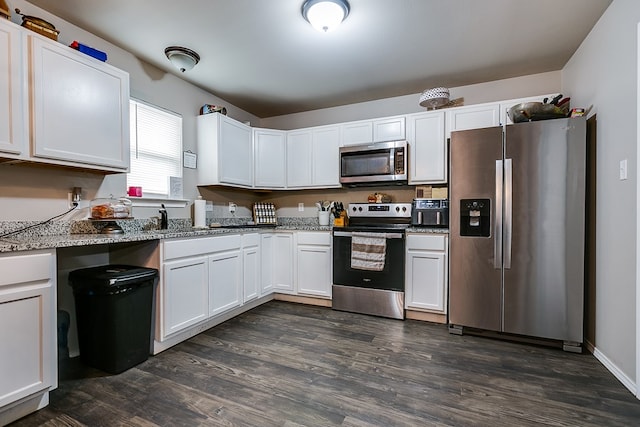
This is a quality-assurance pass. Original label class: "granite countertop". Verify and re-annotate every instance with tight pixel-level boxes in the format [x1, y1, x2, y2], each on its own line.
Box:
[0, 217, 447, 253]
[0, 224, 335, 253]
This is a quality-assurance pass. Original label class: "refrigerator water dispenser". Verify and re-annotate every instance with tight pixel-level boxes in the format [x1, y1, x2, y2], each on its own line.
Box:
[460, 199, 490, 237]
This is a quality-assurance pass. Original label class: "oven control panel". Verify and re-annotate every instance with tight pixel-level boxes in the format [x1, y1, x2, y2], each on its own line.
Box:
[348, 203, 412, 218]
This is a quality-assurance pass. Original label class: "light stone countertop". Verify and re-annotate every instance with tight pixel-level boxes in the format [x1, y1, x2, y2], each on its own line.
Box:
[0, 225, 336, 253]
[0, 222, 448, 254]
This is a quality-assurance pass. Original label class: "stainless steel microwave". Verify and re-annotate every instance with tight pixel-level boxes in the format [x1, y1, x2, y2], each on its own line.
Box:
[339, 140, 408, 185]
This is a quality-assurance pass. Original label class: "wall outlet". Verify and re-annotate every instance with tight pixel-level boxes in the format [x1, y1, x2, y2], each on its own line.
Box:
[228, 202, 237, 214]
[298, 202, 304, 212]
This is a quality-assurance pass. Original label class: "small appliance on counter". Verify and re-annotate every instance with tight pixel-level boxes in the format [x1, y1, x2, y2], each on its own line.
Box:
[411, 199, 449, 227]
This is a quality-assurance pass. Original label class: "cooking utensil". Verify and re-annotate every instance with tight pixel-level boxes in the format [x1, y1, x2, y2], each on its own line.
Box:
[14, 8, 60, 40]
[508, 102, 569, 123]
[549, 94, 563, 105]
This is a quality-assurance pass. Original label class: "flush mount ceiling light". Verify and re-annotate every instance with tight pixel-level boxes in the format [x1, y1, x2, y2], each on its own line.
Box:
[302, 0, 350, 33]
[164, 46, 200, 72]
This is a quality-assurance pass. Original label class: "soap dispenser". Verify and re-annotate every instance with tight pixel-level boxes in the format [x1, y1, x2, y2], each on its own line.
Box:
[159, 204, 168, 230]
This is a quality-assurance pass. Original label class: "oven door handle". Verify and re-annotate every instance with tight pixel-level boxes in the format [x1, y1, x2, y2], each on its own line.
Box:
[333, 231, 404, 239]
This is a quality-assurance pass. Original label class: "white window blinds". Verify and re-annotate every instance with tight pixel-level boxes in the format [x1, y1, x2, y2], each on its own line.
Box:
[127, 100, 182, 197]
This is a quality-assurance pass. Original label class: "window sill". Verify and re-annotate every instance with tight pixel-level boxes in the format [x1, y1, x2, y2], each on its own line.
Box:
[128, 197, 190, 208]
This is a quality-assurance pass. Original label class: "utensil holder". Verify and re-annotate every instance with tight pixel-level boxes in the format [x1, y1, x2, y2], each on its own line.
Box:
[318, 211, 330, 226]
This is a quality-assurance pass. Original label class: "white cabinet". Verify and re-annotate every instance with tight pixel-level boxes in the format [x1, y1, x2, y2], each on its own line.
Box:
[405, 234, 448, 313]
[340, 116, 405, 146]
[0, 250, 56, 425]
[407, 111, 447, 184]
[312, 126, 341, 187]
[446, 103, 500, 138]
[341, 120, 373, 146]
[254, 128, 286, 188]
[272, 232, 295, 293]
[30, 35, 130, 170]
[241, 233, 260, 303]
[0, 20, 129, 172]
[286, 125, 340, 188]
[162, 256, 209, 337]
[286, 130, 313, 187]
[0, 19, 26, 157]
[197, 113, 253, 187]
[260, 233, 275, 296]
[160, 234, 245, 340]
[373, 116, 406, 142]
[296, 232, 332, 298]
[209, 249, 242, 316]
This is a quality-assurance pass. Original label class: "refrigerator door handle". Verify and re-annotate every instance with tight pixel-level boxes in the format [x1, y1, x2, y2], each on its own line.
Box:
[504, 158, 513, 269]
[494, 160, 503, 269]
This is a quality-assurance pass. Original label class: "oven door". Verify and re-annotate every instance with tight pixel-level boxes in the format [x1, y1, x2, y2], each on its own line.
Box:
[332, 230, 405, 291]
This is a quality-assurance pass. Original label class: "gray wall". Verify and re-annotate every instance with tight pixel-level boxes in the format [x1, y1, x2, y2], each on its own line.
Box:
[261, 71, 560, 130]
[562, 0, 638, 387]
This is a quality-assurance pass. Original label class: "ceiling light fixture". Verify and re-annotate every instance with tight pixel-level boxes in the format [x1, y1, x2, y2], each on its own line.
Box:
[164, 46, 200, 72]
[302, 0, 350, 33]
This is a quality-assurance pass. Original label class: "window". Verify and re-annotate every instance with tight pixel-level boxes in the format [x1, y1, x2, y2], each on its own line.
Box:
[127, 99, 182, 198]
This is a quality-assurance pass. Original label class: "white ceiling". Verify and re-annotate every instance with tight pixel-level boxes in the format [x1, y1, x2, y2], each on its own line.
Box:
[26, 0, 612, 118]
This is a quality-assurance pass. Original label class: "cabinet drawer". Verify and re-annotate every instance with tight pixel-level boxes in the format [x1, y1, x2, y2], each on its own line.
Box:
[0, 251, 54, 287]
[242, 233, 260, 247]
[297, 231, 331, 246]
[406, 234, 447, 251]
[164, 235, 241, 260]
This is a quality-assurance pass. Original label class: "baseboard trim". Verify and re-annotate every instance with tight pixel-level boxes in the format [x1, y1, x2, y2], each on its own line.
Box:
[593, 346, 637, 396]
[274, 293, 332, 307]
[405, 310, 446, 324]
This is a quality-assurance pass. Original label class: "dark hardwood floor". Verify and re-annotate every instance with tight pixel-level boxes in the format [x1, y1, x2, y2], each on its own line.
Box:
[10, 301, 640, 426]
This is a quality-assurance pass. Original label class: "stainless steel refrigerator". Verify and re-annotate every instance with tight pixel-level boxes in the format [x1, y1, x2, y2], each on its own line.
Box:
[449, 117, 586, 352]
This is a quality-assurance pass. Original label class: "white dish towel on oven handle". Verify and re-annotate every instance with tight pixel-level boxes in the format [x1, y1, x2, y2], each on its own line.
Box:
[351, 232, 386, 271]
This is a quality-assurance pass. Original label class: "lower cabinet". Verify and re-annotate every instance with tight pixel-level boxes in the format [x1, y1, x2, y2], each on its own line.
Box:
[296, 232, 332, 298]
[271, 232, 295, 294]
[160, 234, 251, 342]
[163, 256, 209, 337]
[208, 249, 242, 317]
[0, 250, 56, 426]
[242, 234, 261, 303]
[405, 234, 448, 313]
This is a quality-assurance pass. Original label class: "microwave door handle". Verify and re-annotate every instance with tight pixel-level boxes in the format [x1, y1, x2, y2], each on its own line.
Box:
[389, 148, 395, 173]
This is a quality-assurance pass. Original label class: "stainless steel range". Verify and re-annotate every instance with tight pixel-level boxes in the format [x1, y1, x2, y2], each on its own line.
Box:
[332, 202, 411, 319]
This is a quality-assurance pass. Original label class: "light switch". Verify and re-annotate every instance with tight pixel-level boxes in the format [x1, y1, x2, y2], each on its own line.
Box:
[620, 159, 628, 180]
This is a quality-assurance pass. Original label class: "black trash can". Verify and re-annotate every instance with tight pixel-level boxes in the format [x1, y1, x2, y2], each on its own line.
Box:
[69, 265, 158, 374]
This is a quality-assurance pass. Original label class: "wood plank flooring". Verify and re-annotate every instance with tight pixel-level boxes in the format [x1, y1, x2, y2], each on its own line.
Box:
[10, 301, 640, 426]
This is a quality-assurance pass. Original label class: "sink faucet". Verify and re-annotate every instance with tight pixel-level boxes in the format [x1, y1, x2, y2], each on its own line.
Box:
[159, 204, 168, 230]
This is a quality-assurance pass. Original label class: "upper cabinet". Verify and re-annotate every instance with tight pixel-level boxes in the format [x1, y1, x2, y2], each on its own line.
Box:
[197, 113, 253, 188]
[340, 116, 405, 146]
[446, 103, 500, 138]
[0, 19, 26, 157]
[407, 111, 446, 184]
[254, 128, 286, 189]
[0, 22, 130, 172]
[373, 116, 406, 142]
[30, 35, 130, 170]
[286, 125, 340, 189]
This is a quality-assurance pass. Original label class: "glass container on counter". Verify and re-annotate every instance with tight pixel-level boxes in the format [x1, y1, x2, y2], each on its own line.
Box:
[90, 196, 133, 219]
